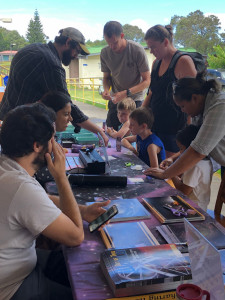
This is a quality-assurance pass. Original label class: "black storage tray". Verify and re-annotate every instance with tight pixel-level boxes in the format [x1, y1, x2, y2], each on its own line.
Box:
[79, 149, 105, 174]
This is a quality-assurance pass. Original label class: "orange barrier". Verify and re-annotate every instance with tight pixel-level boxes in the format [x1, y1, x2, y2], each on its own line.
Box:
[0, 86, 5, 102]
[0, 92, 4, 102]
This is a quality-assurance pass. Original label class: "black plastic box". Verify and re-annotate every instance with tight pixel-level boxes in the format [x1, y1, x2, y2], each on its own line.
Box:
[79, 149, 105, 174]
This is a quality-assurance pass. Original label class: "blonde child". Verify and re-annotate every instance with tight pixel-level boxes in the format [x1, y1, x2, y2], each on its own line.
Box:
[122, 107, 165, 167]
[106, 97, 136, 139]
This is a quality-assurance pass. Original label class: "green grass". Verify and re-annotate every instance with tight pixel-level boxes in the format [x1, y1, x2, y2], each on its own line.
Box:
[0, 61, 11, 68]
[216, 169, 221, 176]
[0, 61, 106, 109]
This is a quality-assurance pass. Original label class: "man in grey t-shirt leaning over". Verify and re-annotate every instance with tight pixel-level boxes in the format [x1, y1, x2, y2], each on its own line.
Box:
[100, 21, 150, 129]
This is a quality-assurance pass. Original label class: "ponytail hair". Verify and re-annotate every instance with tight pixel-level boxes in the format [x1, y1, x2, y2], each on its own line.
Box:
[145, 24, 173, 43]
[172, 71, 221, 102]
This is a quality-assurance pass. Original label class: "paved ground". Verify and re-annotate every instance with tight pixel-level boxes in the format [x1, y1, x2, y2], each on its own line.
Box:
[74, 100, 107, 128]
[74, 100, 224, 215]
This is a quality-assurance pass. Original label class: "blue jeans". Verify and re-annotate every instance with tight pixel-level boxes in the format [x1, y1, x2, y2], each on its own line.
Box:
[11, 249, 73, 300]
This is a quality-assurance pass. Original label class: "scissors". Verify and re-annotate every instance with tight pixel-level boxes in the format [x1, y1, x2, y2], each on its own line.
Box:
[163, 204, 188, 217]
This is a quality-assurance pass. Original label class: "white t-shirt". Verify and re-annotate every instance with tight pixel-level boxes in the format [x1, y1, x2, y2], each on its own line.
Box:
[182, 159, 213, 211]
[0, 155, 61, 300]
[191, 91, 225, 167]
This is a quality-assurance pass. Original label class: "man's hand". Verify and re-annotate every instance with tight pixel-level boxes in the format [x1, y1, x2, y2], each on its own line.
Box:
[160, 157, 173, 170]
[112, 90, 127, 104]
[143, 167, 167, 179]
[81, 200, 111, 223]
[45, 138, 66, 181]
[102, 90, 111, 101]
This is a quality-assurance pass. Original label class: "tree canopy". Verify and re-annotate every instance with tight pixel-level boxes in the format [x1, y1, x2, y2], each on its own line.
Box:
[26, 9, 47, 44]
[208, 45, 225, 69]
[0, 27, 27, 51]
[122, 24, 145, 42]
[86, 39, 107, 48]
[86, 24, 145, 48]
[171, 10, 225, 55]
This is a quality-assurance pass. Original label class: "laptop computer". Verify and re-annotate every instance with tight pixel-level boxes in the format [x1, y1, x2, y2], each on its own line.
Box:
[184, 218, 225, 300]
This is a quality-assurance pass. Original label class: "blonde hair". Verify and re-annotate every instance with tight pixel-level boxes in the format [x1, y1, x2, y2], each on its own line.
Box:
[117, 97, 136, 112]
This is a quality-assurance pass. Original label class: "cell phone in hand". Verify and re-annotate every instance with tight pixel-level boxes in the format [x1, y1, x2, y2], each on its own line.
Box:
[88, 205, 118, 233]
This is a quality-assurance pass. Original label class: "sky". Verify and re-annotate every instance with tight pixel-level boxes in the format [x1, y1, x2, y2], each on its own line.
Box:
[1, 0, 225, 42]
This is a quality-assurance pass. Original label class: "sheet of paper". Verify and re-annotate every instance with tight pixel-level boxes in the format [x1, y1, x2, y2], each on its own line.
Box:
[128, 177, 144, 184]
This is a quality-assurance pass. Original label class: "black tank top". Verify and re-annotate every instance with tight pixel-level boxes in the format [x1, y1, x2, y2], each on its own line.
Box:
[149, 53, 187, 134]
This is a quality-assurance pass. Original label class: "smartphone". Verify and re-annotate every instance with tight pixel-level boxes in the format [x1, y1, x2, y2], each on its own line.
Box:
[88, 205, 118, 233]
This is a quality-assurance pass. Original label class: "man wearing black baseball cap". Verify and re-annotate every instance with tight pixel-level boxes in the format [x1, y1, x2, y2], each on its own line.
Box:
[0, 27, 108, 145]
[59, 27, 90, 56]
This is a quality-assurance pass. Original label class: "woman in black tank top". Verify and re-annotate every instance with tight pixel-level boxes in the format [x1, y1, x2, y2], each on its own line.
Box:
[142, 24, 197, 157]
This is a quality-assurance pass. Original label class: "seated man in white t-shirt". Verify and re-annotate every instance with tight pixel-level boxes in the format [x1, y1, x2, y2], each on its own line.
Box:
[0, 103, 109, 300]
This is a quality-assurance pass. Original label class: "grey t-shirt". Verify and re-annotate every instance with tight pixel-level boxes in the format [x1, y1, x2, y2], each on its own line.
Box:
[191, 90, 225, 166]
[100, 40, 149, 101]
[0, 155, 61, 300]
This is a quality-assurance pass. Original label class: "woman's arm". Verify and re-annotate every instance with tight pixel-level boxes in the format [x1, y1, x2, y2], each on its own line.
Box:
[142, 90, 152, 107]
[144, 146, 205, 179]
[77, 119, 109, 146]
[175, 55, 197, 79]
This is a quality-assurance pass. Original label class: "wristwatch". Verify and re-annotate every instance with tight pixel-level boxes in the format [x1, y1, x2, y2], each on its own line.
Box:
[126, 89, 132, 97]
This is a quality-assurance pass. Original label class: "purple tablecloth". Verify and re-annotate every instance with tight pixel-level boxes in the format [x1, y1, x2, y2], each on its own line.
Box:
[47, 139, 210, 300]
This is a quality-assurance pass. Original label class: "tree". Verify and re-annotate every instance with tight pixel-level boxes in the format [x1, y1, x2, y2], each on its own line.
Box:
[208, 45, 225, 69]
[86, 39, 107, 48]
[171, 10, 225, 55]
[26, 9, 46, 44]
[122, 24, 145, 42]
[0, 27, 27, 51]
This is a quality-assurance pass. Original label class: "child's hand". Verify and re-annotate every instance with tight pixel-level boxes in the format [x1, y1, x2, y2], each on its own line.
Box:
[106, 127, 113, 133]
[106, 127, 114, 136]
[131, 148, 138, 156]
[160, 157, 173, 170]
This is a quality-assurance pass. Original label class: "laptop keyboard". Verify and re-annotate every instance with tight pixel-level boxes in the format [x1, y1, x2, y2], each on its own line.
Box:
[66, 156, 84, 171]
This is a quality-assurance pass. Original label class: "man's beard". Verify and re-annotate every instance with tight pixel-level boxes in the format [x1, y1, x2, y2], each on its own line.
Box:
[62, 49, 73, 66]
[32, 147, 48, 171]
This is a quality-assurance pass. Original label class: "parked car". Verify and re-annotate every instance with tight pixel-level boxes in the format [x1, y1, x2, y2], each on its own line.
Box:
[206, 69, 225, 90]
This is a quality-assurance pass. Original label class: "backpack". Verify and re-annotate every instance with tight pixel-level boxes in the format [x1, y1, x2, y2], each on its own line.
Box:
[152, 50, 206, 76]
